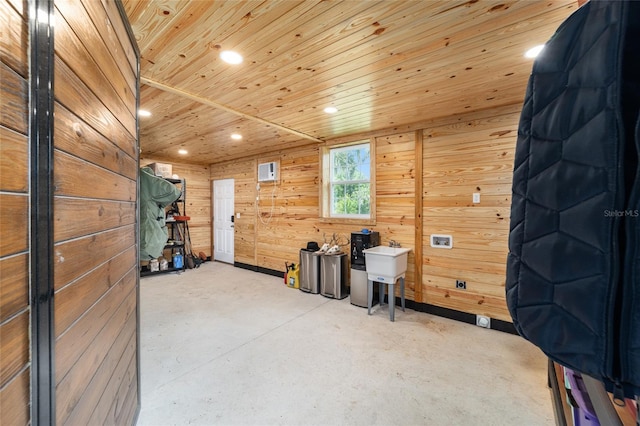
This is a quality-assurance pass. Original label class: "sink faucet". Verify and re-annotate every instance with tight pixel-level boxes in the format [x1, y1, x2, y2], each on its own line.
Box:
[389, 240, 401, 248]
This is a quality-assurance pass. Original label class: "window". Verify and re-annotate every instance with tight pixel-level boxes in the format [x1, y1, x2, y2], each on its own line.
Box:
[321, 141, 375, 222]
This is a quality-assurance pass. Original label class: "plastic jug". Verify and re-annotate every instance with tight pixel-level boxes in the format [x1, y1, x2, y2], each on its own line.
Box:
[287, 263, 300, 289]
[173, 253, 183, 269]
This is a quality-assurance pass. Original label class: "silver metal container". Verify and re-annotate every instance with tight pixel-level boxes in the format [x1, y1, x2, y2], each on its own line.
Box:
[320, 253, 348, 299]
[350, 268, 368, 307]
[299, 249, 321, 294]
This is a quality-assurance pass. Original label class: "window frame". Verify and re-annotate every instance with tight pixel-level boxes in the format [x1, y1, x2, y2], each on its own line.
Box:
[320, 140, 376, 224]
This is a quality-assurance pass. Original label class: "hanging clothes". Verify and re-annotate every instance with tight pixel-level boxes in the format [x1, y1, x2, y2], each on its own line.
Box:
[507, 0, 640, 399]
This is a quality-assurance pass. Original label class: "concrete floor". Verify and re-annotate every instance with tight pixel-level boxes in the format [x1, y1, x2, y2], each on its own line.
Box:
[137, 262, 554, 425]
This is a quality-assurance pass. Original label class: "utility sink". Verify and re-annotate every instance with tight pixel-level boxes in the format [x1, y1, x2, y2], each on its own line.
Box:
[363, 246, 411, 283]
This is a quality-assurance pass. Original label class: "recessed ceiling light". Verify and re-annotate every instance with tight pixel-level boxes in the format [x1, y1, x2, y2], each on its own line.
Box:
[231, 133, 242, 140]
[220, 50, 243, 64]
[178, 149, 188, 155]
[324, 106, 338, 114]
[139, 109, 151, 117]
[524, 45, 545, 59]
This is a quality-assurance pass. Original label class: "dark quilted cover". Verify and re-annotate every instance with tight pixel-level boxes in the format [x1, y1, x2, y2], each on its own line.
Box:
[507, 0, 640, 397]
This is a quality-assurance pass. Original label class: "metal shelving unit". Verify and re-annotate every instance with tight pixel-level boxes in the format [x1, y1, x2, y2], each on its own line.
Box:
[140, 178, 188, 276]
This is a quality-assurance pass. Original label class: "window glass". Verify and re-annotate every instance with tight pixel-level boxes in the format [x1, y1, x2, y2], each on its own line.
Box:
[329, 143, 370, 218]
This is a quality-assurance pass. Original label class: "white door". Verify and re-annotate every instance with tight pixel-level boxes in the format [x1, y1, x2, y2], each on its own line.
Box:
[213, 179, 234, 263]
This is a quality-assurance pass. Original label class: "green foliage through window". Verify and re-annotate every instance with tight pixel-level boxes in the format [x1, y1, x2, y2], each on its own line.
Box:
[330, 143, 370, 217]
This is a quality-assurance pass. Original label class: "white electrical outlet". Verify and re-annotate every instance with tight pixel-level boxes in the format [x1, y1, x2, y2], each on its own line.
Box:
[473, 192, 480, 203]
[236, 212, 241, 218]
[476, 315, 491, 329]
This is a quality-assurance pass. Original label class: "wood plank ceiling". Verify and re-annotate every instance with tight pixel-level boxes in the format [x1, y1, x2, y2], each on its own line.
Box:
[123, 0, 577, 165]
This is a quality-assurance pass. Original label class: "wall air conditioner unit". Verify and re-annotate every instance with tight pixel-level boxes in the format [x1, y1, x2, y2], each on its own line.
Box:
[258, 162, 277, 182]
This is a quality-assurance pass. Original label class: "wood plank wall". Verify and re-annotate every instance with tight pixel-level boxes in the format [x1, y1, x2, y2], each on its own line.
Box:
[375, 133, 417, 300]
[141, 158, 211, 256]
[53, 0, 139, 424]
[210, 137, 418, 299]
[209, 159, 257, 265]
[0, 0, 30, 423]
[255, 148, 322, 272]
[209, 104, 521, 321]
[422, 104, 519, 322]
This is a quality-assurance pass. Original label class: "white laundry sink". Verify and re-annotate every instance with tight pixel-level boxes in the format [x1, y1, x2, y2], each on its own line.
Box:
[363, 246, 411, 283]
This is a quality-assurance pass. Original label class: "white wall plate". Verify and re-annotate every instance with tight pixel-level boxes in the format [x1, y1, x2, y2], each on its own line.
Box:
[430, 234, 453, 249]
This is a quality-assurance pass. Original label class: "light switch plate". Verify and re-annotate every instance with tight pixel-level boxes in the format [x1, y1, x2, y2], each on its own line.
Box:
[430, 234, 453, 249]
[473, 192, 480, 203]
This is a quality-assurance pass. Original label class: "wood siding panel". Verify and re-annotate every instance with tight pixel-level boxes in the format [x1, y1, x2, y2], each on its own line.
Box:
[54, 149, 136, 201]
[112, 360, 139, 426]
[254, 149, 324, 272]
[375, 133, 417, 299]
[0, 1, 29, 422]
[0, 61, 28, 135]
[55, 281, 136, 425]
[5, 0, 23, 16]
[87, 328, 137, 426]
[0, 127, 28, 192]
[0, 0, 27, 77]
[422, 105, 520, 321]
[0, 194, 28, 256]
[0, 254, 28, 323]
[54, 5, 135, 136]
[55, 0, 136, 117]
[54, 197, 136, 243]
[54, 55, 136, 157]
[0, 367, 29, 426]
[53, 1, 139, 423]
[0, 310, 29, 387]
[61, 315, 136, 426]
[424, 286, 510, 321]
[55, 268, 135, 384]
[55, 247, 136, 336]
[55, 104, 137, 180]
[98, 0, 138, 74]
[54, 224, 135, 291]
[424, 267, 506, 298]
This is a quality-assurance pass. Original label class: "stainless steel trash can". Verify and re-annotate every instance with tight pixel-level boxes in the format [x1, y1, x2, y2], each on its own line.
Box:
[300, 248, 321, 294]
[320, 253, 348, 299]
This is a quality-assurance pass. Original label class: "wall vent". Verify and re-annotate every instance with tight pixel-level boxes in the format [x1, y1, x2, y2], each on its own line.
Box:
[258, 162, 277, 182]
